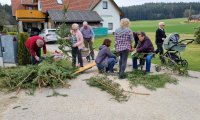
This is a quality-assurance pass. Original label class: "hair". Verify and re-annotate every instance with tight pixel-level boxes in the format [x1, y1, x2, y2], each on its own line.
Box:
[71, 23, 79, 30]
[120, 18, 130, 28]
[83, 21, 88, 26]
[159, 22, 165, 26]
[137, 32, 146, 37]
[36, 39, 44, 47]
[103, 39, 111, 47]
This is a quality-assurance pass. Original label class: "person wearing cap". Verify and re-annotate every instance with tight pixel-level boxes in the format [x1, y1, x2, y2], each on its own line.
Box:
[25, 36, 46, 65]
[155, 22, 166, 63]
[70, 23, 84, 67]
[80, 21, 95, 60]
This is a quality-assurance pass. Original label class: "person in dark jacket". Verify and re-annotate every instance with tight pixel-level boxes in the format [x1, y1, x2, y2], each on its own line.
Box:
[155, 22, 166, 63]
[95, 39, 116, 73]
[132, 32, 154, 73]
[25, 36, 46, 65]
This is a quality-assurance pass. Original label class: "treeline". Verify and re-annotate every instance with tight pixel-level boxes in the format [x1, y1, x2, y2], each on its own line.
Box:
[0, 3, 16, 26]
[121, 2, 200, 20]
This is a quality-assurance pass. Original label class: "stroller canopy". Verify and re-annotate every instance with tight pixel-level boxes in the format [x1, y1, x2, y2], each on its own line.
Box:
[164, 33, 180, 45]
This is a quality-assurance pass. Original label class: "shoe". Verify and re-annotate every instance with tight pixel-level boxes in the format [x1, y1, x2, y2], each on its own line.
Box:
[118, 75, 125, 79]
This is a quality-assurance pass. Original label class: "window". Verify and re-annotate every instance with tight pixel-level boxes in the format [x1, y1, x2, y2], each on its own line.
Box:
[103, 1, 108, 9]
[38, 1, 42, 10]
[108, 23, 113, 30]
[33, 0, 38, 3]
[28, 7, 32, 10]
[57, 0, 63, 4]
[100, 23, 103, 27]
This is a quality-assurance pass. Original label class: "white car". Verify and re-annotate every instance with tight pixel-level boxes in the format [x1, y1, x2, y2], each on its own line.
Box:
[39, 29, 59, 42]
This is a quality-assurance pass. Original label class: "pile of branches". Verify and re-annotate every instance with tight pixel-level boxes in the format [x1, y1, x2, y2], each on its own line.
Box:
[0, 57, 77, 94]
[126, 70, 178, 90]
[85, 76, 129, 102]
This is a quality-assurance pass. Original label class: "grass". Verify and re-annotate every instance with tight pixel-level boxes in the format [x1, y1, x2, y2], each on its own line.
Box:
[126, 70, 178, 90]
[94, 33, 200, 71]
[131, 18, 200, 34]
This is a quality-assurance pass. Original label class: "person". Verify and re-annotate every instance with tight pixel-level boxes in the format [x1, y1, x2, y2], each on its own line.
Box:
[25, 36, 46, 65]
[70, 23, 84, 67]
[80, 21, 95, 60]
[95, 39, 116, 73]
[114, 18, 134, 79]
[155, 22, 166, 63]
[132, 32, 154, 73]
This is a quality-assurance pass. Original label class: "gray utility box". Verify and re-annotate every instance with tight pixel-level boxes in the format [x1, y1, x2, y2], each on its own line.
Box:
[0, 35, 18, 63]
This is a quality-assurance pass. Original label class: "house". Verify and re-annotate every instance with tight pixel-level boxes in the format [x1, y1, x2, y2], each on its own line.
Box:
[11, 0, 123, 33]
[190, 14, 200, 22]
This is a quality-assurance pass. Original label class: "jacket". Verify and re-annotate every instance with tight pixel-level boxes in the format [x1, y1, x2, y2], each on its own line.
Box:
[71, 30, 84, 49]
[25, 36, 46, 57]
[137, 37, 154, 53]
[95, 45, 116, 67]
[156, 28, 166, 43]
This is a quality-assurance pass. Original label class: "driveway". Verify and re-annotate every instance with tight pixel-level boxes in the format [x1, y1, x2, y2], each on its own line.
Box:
[0, 44, 199, 120]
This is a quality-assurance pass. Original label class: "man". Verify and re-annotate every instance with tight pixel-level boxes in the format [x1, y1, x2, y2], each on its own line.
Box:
[80, 21, 95, 60]
[25, 36, 46, 65]
[155, 22, 166, 63]
[132, 32, 154, 73]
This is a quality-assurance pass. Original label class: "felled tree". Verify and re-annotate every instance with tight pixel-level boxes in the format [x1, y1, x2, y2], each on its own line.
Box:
[17, 32, 30, 65]
[56, 5, 71, 58]
[194, 27, 200, 44]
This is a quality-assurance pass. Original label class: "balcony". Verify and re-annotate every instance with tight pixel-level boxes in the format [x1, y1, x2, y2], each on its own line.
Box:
[16, 10, 45, 22]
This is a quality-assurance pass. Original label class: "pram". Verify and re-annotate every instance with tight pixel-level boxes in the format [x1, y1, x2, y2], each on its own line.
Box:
[162, 33, 194, 69]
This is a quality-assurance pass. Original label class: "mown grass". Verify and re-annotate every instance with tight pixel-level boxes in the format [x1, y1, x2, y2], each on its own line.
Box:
[94, 33, 200, 71]
[131, 18, 200, 34]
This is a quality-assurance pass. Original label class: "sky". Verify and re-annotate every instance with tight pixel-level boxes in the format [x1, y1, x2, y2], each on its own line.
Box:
[0, 0, 199, 6]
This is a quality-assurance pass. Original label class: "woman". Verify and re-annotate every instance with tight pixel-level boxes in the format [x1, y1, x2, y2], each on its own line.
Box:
[95, 39, 116, 73]
[114, 18, 134, 79]
[70, 23, 84, 67]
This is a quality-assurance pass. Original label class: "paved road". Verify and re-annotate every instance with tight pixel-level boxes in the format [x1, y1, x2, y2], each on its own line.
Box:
[0, 44, 200, 120]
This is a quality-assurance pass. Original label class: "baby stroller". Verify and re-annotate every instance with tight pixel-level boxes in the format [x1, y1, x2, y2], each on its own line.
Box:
[162, 33, 194, 69]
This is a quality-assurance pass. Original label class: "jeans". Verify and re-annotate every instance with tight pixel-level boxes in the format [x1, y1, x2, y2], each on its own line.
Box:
[31, 49, 41, 65]
[96, 58, 116, 72]
[72, 47, 83, 67]
[155, 43, 164, 62]
[118, 50, 129, 77]
[132, 54, 153, 72]
[84, 38, 94, 59]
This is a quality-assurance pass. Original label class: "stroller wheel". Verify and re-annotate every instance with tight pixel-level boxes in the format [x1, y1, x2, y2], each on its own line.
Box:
[181, 60, 188, 68]
[86, 56, 90, 62]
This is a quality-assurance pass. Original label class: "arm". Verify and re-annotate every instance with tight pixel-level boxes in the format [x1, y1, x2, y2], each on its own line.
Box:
[74, 31, 83, 47]
[106, 48, 116, 58]
[90, 27, 95, 38]
[43, 41, 47, 55]
[137, 40, 151, 53]
[156, 29, 162, 41]
[30, 41, 36, 57]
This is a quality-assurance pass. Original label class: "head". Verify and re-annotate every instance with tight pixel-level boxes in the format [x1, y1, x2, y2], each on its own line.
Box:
[120, 18, 130, 28]
[103, 39, 112, 47]
[36, 39, 44, 48]
[137, 32, 146, 42]
[71, 23, 79, 32]
[159, 22, 165, 29]
[83, 21, 88, 29]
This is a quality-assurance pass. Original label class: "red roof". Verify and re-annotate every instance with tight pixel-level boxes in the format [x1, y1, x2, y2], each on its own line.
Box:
[12, 0, 123, 16]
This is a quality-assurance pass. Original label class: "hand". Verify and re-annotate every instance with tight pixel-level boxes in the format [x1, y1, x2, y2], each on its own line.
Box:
[72, 44, 76, 47]
[162, 38, 165, 41]
[35, 56, 40, 61]
[130, 48, 135, 52]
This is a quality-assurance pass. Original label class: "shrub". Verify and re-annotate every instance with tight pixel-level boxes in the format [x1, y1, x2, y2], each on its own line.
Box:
[194, 27, 200, 44]
[17, 32, 30, 65]
[7, 32, 18, 35]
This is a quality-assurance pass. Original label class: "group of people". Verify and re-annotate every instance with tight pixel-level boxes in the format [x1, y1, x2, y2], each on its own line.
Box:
[25, 18, 166, 79]
[96, 18, 166, 79]
[25, 21, 95, 66]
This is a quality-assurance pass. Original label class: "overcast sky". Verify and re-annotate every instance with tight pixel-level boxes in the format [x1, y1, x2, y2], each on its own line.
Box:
[0, 0, 199, 6]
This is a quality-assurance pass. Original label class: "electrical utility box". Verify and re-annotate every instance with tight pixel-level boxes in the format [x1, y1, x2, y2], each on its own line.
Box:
[0, 35, 18, 63]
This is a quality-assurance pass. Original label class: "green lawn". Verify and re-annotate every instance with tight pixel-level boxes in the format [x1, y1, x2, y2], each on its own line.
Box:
[94, 33, 200, 71]
[131, 18, 200, 34]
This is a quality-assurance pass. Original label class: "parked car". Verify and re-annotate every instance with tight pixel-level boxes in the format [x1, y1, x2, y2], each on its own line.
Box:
[39, 29, 59, 42]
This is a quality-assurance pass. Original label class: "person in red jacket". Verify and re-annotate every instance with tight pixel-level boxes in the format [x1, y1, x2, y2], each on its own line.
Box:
[25, 36, 47, 65]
